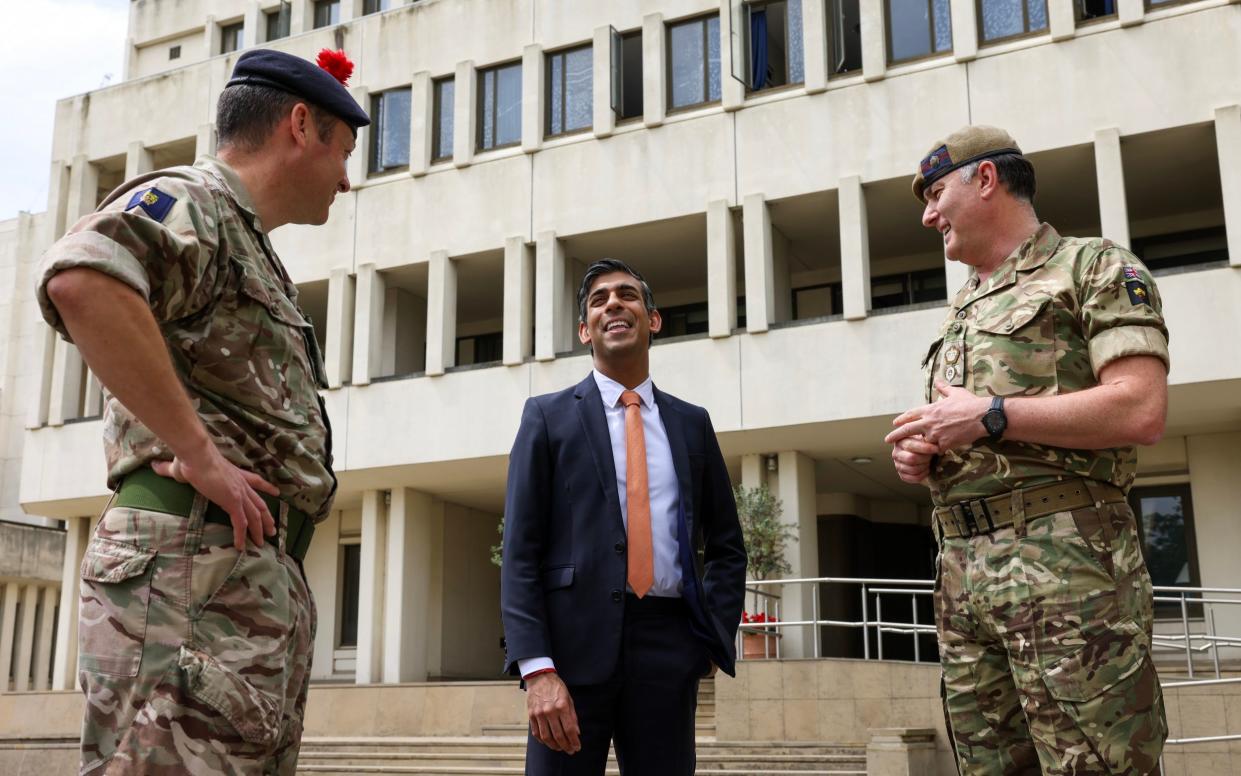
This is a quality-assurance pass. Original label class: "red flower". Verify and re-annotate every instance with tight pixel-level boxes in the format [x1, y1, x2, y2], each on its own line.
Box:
[316, 49, 355, 86]
[741, 611, 777, 624]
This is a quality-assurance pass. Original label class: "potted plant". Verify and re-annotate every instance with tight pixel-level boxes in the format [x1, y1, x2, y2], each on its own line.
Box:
[734, 484, 792, 659]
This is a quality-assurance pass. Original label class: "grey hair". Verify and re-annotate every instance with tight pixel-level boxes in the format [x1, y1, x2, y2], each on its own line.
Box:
[956, 153, 1037, 203]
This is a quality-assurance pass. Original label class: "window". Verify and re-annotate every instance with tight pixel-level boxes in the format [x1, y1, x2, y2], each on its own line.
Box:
[1076, 0, 1116, 20]
[657, 299, 747, 337]
[477, 61, 522, 152]
[871, 267, 947, 309]
[432, 76, 455, 161]
[979, 0, 1048, 43]
[1130, 226, 1229, 274]
[667, 14, 721, 110]
[266, 3, 291, 41]
[313, 0, 340, 29]
[369, 87, 412, 174]
[746, 0, 804, 91]
[338, 543, 361, 647]
[546, 44, 593, 137]
[169, 45, 182, 61]
[793, 283, 844, 319]
[610, 29, 644, 121]
[220, 22, 244, 54]
[363, 0, 392, 13]
[456, 332, 503, 366]
[827, 0, 863, 75]
[887, 0, 952, 63]
[1128, 484, 1201, 614]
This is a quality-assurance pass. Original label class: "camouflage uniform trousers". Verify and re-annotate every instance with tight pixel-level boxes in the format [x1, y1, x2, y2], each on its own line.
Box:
[934, 487, 1168, 775]
[76, 495, 316, 775]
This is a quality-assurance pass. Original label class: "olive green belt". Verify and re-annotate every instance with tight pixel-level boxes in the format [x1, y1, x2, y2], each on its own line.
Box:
[934, 478, 1123, 540]
[115, 467, 315, 561]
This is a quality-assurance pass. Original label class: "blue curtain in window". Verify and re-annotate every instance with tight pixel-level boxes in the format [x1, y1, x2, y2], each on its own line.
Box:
[750, 9, 768, 90]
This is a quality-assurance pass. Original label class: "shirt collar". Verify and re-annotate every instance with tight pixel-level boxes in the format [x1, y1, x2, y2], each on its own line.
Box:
[592, 369, 655, 409]
[194, 155, 265, 232]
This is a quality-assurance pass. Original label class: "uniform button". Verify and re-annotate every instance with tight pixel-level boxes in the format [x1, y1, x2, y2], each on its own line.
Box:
[956, 310, 967, 319]
[611, 590, 623, 603]
[1004, 322, 1014, 331]
[952, 322, 962, 332]
[614, 542, 626, 555]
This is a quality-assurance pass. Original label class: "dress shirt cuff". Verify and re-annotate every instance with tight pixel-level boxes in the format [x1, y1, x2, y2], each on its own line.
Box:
[519, 657, 556, 679]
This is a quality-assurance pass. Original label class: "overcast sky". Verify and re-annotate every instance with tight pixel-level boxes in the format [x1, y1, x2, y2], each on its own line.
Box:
[2, 0, 129, 221]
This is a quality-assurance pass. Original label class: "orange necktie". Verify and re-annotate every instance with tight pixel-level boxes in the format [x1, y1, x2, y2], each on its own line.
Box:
[620, 390, 654, 598]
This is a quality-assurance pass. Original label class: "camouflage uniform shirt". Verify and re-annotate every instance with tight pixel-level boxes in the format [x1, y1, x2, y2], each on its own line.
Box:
[923, 223, 1170, 506]
[37, 156, 337, 522]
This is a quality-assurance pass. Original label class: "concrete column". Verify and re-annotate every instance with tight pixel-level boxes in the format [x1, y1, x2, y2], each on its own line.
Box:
[1214, 106, 1241, 268]
[1094, 127, 1130, 249]
[324, 268, 356, 388]
[0, 583, 18, 692]
[522, 44, 544, 153]
[410, 70, 433, 176]
[242, 2, 261, 49]
[593, 25, 615, 139]
[13, 585, 39, 691]
[204, 15, 221, 57]
[33, 586, 58, 691]
[347, 87, 369, 183]
[741, 453, 767, 490]
[860, 0, 887, 81]
[125, 141, 154, 180]
[840, 175, 872, 321]
[67, 154, 98, 222]
[426, 250, 457, 376]
[382, 488, 436, 682]
[1118, 0, 1144, 26]
[743, 194, 775, 333]
[503, 236, 535, 365]
[866, 728, 938, 775]
[1188, 432, 1241, 658]
[775, 450, 818, 658]
[48, 336, 84, 426]
[45, 159, 70, 242]
[535, 231, 569, 360]
[642, 13, 666, 128]
[1048, 0, 1077, 41]
[196, 123, 218, 158]
[951, 0, 979, 62]
[351, 262, 386, 385]
[453, 61, 477, 168]
[84, 371, 103, 417]
[26, 325, 56, 429]
[707, 200, 738, 338]
[803, 0, 829, 93]
[340, 0, 363, 23]
[52, 517, 89, 690]
[290, 0, 310, 34]
[719, 0, 745, 110]
[122, 36, 137, 81]
[356, 490, 388, 684]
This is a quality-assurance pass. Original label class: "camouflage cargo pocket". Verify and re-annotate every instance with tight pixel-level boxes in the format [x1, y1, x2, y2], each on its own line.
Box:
[178, 645, 283, 747]
[971, 295, 1057, 396]
[1042, 617, 1167, 772]
[79, 537, 157, 676]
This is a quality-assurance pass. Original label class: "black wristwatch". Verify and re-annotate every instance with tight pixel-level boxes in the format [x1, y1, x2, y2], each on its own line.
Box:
[981, 396, 1007, 441]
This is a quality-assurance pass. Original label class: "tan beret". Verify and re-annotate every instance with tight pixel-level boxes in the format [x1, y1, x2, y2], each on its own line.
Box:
[912, 125, 1024, 202]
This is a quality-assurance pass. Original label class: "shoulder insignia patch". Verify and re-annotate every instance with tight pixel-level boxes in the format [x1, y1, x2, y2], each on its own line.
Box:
[1125, 279, 1151, 306]
[125, 187, 176, 223]
[1122, 265, 1141, 281]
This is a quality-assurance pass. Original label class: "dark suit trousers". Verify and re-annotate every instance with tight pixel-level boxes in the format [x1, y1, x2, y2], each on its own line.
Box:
[525, 594, 709, 776]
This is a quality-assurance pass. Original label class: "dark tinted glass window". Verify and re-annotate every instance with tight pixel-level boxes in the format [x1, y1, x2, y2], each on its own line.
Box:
[338, 544, 361, 647]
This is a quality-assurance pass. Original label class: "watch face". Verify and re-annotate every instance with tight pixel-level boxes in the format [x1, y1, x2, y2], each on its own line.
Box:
[983, 411, 1005, 436]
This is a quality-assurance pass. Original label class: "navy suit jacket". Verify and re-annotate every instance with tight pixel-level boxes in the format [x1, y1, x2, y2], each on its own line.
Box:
[500, 374, 747, 686]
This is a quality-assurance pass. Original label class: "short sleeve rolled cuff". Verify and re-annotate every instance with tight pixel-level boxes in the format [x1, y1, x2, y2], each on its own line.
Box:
[1088, 324, 1170, 377]
[37, 231, 153, 341]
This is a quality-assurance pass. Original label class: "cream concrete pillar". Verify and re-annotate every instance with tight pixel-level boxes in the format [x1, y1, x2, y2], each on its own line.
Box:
[351, 262, 386, 385]
[13, 585, 39, 692]
[840, 175, 872, 321]
[803, 0, 829, 93]
[33, 586, 58, 691]
[860, 0, 887, 81]
[951, 0, 979, 61]
[67, 154, 98, 222]
[454, 61, 476, 168]
[356, 490, 388, 684]
[1188, 432, 1241, 658]
[1048, 0, 1077, 41]
[743, 194, 775, 333]
[340, 0, 363, 23]
[204, 15, 221, 57]
[324, 268, 356, 388]
[741, 453, 767, 490]
[382, 488, 437, 682]
[719, 0, 745, 110]
[707, 200, 738, 338]
[290, 0, 310, 34]
[1213, 106, 1241, 268]
[242, 3, 261, 49]
[866, 728, 939, 775]
[122, 36, 137, 81]
[592, 26, 615, 139]
[52, 517, 89, 690]
[1094, 127, 1130, 249]
[1118, 0, 1144, 26]
[426, 250, 457, 376]
[84, 371, 103, 417]
[196, 123, 218, 158]
[45, 159, 70, 242]
[535, 231, 570, 360]
[48, 337, 85, 426]
[0, 583, 18, 692]
[522, 44, 544, 154]
[125, 141, 154, 180]
[503, 236, 535, 365]
[26, 325, 56, 429]
[347, 87, 369, 183]
[410, 71, 433, 176]
[775, 450, 818, 658]
[642, 13, 666, 128]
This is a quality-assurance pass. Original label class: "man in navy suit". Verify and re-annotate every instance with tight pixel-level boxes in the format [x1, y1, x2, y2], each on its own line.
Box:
[501, 259, 748, 776]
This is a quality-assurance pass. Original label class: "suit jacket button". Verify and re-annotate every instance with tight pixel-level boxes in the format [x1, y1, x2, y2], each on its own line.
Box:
[614, 542, 626, 554]
[611, 590, 622, 603]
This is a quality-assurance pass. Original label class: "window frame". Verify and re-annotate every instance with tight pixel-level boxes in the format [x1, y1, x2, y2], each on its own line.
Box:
[1074, 0, 1118, 23]
[544, 42, 594, 139]
[336, 540, 362, 649]
[313, 0, 341, 29]
[665, 13, 723, 114]
[885, 0, 953, 66]
[475, 60, 524, 153]
[220, 21, 244, 54]
[975, 0, 1050, 46]
[1127, 483, 1203, 617]
[826, 0, 864, 78]
[368, 87, 413, 176]
[431, 75, 456, 163]
[363, 0, 392, 14]
[611, 28, 645, 123]
[265, 2, 292, 42]
[169, 45, 182, 61]
[744, 0, 805, 93]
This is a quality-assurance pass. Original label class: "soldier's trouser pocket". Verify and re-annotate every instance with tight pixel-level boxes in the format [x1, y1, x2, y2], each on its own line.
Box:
[1041, 617, 1167, 775]
[78, 537, 157, 676]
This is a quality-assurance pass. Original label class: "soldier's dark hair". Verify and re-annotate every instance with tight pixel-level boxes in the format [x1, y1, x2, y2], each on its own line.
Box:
[216, 84, 350, 152]
[577, 259, 657, 324]
[960, 153, 1037, 204]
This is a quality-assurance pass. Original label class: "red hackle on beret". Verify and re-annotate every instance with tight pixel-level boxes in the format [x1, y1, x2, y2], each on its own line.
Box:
[316, 49, 354, 86]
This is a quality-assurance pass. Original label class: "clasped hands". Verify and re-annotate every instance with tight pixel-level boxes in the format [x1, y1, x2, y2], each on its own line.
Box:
[885, 380, 992, 484]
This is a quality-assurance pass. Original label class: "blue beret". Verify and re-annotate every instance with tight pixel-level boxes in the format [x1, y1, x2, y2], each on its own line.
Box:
[227, 49, 371, 128]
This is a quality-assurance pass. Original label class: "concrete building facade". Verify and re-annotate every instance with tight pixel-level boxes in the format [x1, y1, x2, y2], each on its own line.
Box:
[2, 0, 1240, 768]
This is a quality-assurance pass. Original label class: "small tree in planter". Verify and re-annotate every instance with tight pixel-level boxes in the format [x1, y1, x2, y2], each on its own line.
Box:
[490, 515, 504, 568]
[734, 484, 792, 659]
